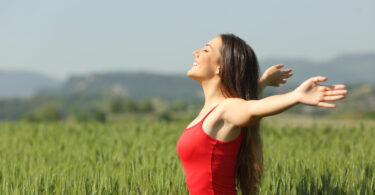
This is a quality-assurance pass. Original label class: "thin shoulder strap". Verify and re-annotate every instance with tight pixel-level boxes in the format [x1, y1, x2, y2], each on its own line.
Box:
[202, 104, 219, 119]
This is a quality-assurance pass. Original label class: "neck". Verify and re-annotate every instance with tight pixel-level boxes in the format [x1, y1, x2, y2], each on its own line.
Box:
[200, 76, 226, 109]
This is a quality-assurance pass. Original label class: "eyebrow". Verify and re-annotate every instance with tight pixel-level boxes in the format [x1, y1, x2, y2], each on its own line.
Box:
[205, 44, 213, 50]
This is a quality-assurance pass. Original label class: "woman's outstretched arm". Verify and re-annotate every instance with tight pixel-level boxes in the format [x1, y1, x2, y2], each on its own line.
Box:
[222, 76, 348, 127]
[258, 64, 293, 96]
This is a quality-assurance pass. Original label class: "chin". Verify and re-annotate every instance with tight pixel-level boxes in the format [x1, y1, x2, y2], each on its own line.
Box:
[187, 68, 194, 77]
[187, 72, 195, 80]
[187, 70, 202, 83]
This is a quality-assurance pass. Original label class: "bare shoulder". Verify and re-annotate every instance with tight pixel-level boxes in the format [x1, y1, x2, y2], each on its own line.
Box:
[203, 98, 244, 126]
[219, 98, 258, 127]
[221, 98, 247, 106]
[220, 98, 251, 112]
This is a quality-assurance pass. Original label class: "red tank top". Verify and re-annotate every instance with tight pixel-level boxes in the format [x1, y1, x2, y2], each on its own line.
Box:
[176, 104, 243, 195]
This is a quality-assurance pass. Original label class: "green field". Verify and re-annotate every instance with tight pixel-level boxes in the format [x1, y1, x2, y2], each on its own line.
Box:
[0, 117, 374, 194]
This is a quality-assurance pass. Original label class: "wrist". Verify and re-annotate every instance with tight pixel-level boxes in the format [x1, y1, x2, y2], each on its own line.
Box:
[291, 90, 301, 104]
[259, 75, 269, 86]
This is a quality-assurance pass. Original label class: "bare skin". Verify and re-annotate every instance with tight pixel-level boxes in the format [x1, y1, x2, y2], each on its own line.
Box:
[186, 36, 347, 142]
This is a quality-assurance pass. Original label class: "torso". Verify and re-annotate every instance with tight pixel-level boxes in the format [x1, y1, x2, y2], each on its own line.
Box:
[177, 103, 243, 194]
[186, 104, 242, 142]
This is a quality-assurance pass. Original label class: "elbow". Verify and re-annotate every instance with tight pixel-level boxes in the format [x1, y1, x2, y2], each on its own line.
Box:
[247, 114, 262, 126]
[246, 101, 263, 124]
[247, 105, 264, 126]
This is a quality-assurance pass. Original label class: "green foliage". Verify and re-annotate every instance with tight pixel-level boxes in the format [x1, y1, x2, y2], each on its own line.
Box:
[137, 100, 155, 113]
[2, 80, 373, 122]
[170, 100, 189, 112]
[109, 97, 124, 113]
[22, 102, 61, 122]
[122, 98, 139, 112]
[109, 97, 156, 114]
[91, 109, 107, 123]
[69, 108, 107, 123]
[0, 120, 373, 194]
[36, 102, 61, 121]
[157, 111, 172, 122]
[362, 110, 375, 119]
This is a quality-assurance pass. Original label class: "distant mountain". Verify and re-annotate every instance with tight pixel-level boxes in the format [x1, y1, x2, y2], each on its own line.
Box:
[48, 52, 375, 101]
[0, 70, 62, 99]
[0, 52, 374, 120]
[1, 52, 373, 100]
[260, 52, 375, 85]
[58, 72, 203, 100]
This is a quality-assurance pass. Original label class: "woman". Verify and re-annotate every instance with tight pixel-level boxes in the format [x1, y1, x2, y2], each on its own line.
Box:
[176, 33, 347, 195]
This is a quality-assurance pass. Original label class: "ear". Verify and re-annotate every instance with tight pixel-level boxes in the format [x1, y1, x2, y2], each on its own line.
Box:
[215, 65, 220, 74]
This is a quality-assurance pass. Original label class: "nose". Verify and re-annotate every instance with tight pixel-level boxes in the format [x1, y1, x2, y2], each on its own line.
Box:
[193, 49, 199, 58]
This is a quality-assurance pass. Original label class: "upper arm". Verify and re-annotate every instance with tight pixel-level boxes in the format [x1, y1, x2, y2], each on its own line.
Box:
[220, 98, 260, 128]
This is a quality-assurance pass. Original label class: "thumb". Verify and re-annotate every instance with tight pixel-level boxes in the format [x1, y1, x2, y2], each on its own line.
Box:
[275, 64, 284, 69]
[311, 76, 327, 83]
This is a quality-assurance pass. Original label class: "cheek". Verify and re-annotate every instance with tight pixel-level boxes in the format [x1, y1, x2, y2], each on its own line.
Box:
[210, 55, 220, 67]
[199, 54, 218, 73]
[199, 54, 209, 64]
[201, 54, 216, 66]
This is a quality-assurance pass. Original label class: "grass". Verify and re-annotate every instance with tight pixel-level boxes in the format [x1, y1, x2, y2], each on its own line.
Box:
[0, 116, 373, 194]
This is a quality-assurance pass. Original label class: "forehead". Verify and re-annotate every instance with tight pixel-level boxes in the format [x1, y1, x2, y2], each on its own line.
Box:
[207, 36, 222, 50]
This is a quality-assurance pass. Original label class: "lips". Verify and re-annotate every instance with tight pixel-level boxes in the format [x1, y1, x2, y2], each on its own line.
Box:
[193, 60, 199, 67]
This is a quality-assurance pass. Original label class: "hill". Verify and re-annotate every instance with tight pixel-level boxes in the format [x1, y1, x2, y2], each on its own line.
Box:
[1, 52, 374, 100]
[260, 52, 375, 85]
[58, 72, 202, 101]
[0, 70, 62, 99]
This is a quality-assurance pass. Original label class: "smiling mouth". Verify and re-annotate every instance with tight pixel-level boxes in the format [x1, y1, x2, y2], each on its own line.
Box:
[193, 62, 199, 67]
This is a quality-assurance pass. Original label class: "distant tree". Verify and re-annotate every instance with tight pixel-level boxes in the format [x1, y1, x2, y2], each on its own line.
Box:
[22, 113, 39, 122]
[123, 97, 138, 112]
[71, 111, 89, 122]
[138, 100, 155, 113]
[109, 97, 124, 113]
[72, 108, 106, 123]
[171, 101, 188, 112]
[91, 108, 106, 123]
[34, 102, 61, 122]
[158, 111, 172, 122]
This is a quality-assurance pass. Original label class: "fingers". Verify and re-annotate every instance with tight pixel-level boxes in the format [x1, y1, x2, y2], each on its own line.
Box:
[281, 68, 292, 79]
[310, 76, 346, 88]
[274, 64, 284, 69]
[281, 69, 292, 73]
[323, 95, 345, 101]
[318, 90, 346, 108]
[317, 84, 347, 93]
[317, 102, 336, 108]
[282, 72, 293, 78]
[273, 64, 293, 76]
[325, 89, 348, 96]
[325, 84, 346, 90]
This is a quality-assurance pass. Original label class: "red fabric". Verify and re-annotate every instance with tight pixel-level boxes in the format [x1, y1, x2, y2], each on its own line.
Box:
[176, 104, 243, 195]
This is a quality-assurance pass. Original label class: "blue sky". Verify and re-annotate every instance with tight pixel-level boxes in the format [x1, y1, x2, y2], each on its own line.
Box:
[0, 0, 374, 80]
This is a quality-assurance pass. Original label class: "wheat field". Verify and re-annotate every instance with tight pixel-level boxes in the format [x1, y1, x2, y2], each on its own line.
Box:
[0, 117, 373, 194]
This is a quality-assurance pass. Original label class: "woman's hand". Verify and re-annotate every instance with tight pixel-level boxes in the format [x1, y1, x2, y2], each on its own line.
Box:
[293, 76, 348, 108]
[261, 64, 293, 87]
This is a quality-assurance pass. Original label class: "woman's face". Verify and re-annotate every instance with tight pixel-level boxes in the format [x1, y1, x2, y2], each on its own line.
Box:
[187, 36, 222, 82]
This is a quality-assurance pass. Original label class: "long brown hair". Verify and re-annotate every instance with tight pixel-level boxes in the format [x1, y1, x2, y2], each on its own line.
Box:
[218, 33, 263, 195]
